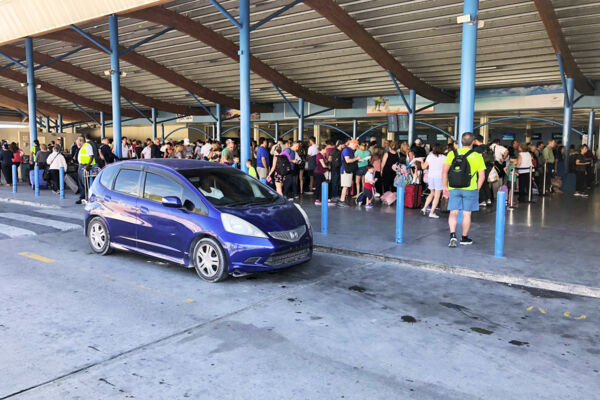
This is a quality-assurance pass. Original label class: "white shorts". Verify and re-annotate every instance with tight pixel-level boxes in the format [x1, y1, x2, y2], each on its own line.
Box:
[257, 167, 268, 179]
[341, 172, 353, 188]
[428, 175, 443, 191]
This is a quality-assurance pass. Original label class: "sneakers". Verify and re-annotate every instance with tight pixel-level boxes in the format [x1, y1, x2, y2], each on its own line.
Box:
[479, 201, 487, 207]
[428, 213, 439, 219]
[420, 208, 427, 216]
[337, 201, 349, 208]
[75, 199, 83, 205]
[448, 236, 458, 248]
[315, 200, 322, 206]
[486, 199, 492, 205]
[328, 199, 336, 206]
[365, 203, 374, 208]
[460, 236, 473, 245]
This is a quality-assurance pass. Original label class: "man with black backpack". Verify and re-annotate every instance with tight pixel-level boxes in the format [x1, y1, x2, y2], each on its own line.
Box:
[442, 133, 486, 248]
[473, 134, 494, 206]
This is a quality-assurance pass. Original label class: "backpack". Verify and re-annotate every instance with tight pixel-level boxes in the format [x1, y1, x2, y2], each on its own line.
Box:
[330, 149, 342, 171]
[276, 155, 292, 176]
[342, 150, 358, 173]
[448, 149, 475, 188]
[481, 145, 494, 166]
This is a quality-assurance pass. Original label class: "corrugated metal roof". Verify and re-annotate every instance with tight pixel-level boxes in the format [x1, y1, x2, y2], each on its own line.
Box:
[0, 0, 597, 128]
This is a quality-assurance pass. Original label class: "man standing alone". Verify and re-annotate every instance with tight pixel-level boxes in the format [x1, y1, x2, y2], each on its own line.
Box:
[442, 133, 486, 248]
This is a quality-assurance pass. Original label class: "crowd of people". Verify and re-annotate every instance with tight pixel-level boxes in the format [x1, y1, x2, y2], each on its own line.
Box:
[0, 133, 597, 211]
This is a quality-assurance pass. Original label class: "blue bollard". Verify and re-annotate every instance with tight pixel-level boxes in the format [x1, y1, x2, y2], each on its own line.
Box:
[59, 167, 65, 199]
[321, 181, 328, 234]
[494, 191, 507, 258]
[12, 164, 17, 193]
[395, 186, 405, 243]
[34, 165, 40, 196]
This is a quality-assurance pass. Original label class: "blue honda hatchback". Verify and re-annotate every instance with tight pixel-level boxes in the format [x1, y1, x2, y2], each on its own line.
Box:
[84, 159, 312, 282]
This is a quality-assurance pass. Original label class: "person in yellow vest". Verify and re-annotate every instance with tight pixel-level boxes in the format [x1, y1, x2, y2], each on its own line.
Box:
[30, 140, 40, 165]
[75, 134, 99, 204]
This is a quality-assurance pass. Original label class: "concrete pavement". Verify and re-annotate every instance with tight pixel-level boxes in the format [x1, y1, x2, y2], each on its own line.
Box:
[0, 201, 599, 399]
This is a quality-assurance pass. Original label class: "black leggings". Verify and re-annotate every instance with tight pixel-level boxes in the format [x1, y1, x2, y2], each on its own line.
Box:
[518, 172, 531, 201]
[314, 173, 326, 200]
[1, 164, 11, 185]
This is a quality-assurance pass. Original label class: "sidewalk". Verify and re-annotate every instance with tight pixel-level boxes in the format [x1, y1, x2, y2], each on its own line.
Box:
[0, 184, 80, 208]
[300, 188, 600, 296]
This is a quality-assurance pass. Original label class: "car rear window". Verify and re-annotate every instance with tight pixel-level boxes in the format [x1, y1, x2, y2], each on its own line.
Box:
[113, 169, 141, 196]
[99, 165, 119, 189]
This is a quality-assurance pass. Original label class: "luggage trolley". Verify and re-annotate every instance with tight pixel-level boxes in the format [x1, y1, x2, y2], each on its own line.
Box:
[83, 169, 98, 201]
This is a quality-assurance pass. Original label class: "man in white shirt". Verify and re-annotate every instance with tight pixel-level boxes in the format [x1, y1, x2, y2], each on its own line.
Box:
[120, 137, 132, 160]
[200, 140, 212, 160]
[306, 136, 319, 193]
[490, 139, 508, 165]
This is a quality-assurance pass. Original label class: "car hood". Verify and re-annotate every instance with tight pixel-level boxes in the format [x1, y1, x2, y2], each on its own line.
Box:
[218, 201, 304, 232]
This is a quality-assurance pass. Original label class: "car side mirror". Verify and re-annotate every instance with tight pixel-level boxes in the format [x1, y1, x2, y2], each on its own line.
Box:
[162, 196, 182, 208]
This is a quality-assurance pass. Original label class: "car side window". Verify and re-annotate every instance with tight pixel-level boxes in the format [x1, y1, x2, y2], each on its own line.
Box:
[99, 165, 118, 189]
[113, 169, 141, 196]
[143, 172, 182, 203]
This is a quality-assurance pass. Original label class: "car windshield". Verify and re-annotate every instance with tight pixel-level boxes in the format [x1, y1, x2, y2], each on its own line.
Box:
[180, 167, 282, 207]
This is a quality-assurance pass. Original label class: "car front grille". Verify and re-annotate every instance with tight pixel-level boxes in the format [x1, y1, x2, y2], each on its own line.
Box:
[268, 225, 306, 242]
[265, 246, 311, 267]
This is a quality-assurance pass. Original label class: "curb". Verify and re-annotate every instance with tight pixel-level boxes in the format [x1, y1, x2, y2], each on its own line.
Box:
[0, 197, 62, 209]
[314, 245, 600, 299]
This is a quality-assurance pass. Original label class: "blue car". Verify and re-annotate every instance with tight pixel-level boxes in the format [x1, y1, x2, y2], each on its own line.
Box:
[84, 159, 312, 282]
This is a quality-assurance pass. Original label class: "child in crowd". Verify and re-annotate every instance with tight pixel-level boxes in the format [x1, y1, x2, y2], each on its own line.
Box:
[232, 156, 240, 169]
[357, 164, 377, 208]
[246, 159, 258, 178]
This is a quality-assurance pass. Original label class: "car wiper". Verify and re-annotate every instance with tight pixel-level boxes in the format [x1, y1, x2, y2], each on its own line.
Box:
[223, 201, 254, 207]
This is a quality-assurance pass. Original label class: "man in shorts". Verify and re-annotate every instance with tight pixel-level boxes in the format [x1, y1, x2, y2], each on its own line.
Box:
[442, 133, 486, 248]
[338, 139, 360, 207]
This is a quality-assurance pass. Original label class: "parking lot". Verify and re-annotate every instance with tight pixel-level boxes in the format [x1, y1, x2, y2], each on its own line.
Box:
[0, 201, 598, 399]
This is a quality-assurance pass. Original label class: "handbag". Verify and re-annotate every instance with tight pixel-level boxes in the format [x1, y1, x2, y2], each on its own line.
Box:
[488, 167, 499, 183]
[42, 167, 50, 181]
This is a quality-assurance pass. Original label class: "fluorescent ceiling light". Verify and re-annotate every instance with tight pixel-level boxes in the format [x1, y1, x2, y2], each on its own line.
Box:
[476, 66, 498, 71]
[0, 123, 29, 128]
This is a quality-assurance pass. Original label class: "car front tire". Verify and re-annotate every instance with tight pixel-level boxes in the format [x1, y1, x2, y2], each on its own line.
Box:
[87, 217, 112, 256]
[192, 237, 228, 282]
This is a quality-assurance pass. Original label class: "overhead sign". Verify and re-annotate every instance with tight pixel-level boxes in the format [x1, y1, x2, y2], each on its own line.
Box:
[176, 115, 193, 123]
[474, 85, 564, 112]
[367, 95, 434, 115]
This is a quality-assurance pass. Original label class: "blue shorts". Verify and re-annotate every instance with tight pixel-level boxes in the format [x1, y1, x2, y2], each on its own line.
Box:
[356, 166, 368, 176]
[448, 189, 479, 212]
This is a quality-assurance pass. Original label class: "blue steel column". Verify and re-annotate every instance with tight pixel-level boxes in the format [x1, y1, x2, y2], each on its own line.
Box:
[587, 109, 594, 149]
[458, 0, 479, 147]
[216, 104, 222, 142]
[408, 89, 416, 145]
[45, 116, 50, 132]
[239, 0, 251, 172]
[109, 14, 122, 159]
[100, 111, 106, 140]
[151, 108, 157, 140]
[352, 119, 357, 139]
[298, 98, 304, 141]
[58, 114, 63, 133]
[562, 78, 574, 173]
[275, 121, 280, 141]
[25, 37, 37, 145]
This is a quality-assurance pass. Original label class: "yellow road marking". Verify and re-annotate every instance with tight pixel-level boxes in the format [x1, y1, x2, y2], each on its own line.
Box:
[184, 299, 194, 303]
[537, 307, 547, 314]
[18, 252, 55, 263]
[574, 314, 587, 320]
[564, 311, 571, 318]
[526, 306, 534, 311]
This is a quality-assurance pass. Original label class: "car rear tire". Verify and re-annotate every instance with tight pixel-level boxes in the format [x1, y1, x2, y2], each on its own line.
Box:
[87, 217, 112, 256]
[192, 238, 228, 282]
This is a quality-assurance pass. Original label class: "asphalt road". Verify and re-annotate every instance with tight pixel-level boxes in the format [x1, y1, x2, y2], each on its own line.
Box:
[0, 202, 598, 399]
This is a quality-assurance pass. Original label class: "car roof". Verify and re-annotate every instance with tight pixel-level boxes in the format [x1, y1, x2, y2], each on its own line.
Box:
[118, 159, 228, 171]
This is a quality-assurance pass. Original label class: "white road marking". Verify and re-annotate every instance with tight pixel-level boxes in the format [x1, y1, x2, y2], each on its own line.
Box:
[33, 208, 84, 220]
[0, 213, 81, 231]
[0, 223, 37, 238]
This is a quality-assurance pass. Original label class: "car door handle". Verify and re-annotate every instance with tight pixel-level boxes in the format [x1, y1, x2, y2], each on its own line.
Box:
[139, 206, 149, 214]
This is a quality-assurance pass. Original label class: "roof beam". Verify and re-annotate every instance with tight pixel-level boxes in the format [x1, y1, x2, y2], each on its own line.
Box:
[43, 29, 273, 113]
[0, 86, 92, 122]
[126, 6, 352, 109]
[0, 44, 201, 116]
[303, 0, 454, 103]
[533, 0, 594, 96]
[0, 67, 140, 118]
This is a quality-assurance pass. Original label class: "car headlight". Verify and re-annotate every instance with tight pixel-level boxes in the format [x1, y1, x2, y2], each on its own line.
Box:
[294, 203, 311, 230]
[221, 213, 267, 238]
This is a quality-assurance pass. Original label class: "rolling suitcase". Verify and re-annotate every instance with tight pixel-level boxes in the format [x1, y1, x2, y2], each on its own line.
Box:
[64, 173, 79, 193]
[29, 168, 48, 189]
[381, 191, 396, 205]
[404, 184, 423, 209]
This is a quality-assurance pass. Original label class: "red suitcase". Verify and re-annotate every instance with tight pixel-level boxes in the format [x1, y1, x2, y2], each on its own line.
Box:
[404, 184, 423, 209]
